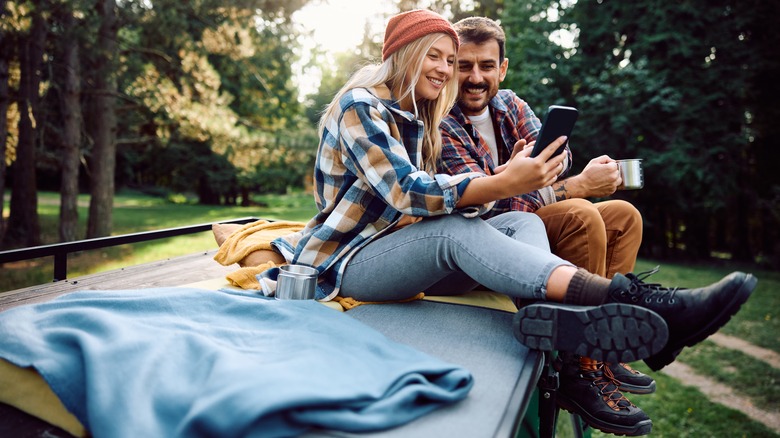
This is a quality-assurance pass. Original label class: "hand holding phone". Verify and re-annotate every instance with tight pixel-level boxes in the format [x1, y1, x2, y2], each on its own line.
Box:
[530, 105, 579, 159]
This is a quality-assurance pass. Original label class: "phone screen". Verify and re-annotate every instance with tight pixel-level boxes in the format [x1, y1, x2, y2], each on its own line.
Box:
[530, 105, 579, 159]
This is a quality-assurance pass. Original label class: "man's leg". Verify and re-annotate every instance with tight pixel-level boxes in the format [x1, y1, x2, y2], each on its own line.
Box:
[596, 200, 643, 278]
[535, 200, 654, 435]
[535, 198, 608, 277]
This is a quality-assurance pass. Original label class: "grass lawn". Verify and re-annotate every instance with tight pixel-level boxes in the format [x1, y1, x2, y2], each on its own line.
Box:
[1, 190, 319, 292]
[2, 190, 779, 437]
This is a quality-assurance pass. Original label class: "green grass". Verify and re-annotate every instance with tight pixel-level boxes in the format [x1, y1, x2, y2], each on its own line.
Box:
[604, 364, 778, 437]
[678, 340, 780, 411]
[1, 190, 319, 292]
[558, 359, 779, 438]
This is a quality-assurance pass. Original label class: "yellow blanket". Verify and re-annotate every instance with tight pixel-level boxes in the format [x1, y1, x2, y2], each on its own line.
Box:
[213, 219, 305, 289]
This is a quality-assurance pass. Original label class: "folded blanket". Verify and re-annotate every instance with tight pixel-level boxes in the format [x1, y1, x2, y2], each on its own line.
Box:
[0, 288, 473, 438]
[213, 220, 304, 266]
[224, 261, 281, 290]
[213, 220, 306, 290]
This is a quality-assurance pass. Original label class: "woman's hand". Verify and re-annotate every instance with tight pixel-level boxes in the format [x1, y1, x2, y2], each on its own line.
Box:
[493, 139, 530, 174]
[456, 136, 568, 207]
[499, 136, 566, 194]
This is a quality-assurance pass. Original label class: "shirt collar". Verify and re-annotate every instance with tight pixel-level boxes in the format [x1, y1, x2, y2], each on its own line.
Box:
[363, 83, 418, 123]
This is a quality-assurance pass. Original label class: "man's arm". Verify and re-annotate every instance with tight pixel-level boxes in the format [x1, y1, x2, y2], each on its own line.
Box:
[550, 155, 622, 200]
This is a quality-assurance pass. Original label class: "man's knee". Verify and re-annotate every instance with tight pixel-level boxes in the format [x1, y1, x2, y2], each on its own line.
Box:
[553, 199, 605, 230]
[536, 199, 607, 252]
[597, 200, 643, 231]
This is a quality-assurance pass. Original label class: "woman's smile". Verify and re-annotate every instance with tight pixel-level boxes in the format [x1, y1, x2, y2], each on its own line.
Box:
[412, 35, 455, 103]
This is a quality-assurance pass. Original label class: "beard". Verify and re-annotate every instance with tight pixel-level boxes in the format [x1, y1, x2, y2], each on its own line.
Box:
[457, 82, 492, 116]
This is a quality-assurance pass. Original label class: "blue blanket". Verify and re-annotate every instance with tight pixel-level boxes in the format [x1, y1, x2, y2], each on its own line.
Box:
[0, 288, 473, 437]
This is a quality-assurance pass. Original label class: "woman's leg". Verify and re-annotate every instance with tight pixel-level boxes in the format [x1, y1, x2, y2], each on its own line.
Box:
[422, 211, 554, 294]
[486, 211, 552, 251]
[339, 214, 571, 302]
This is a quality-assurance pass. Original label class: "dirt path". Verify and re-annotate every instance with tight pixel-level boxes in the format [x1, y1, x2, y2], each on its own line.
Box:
[709, 333, 780, 369]
[660, 335, 780, 435]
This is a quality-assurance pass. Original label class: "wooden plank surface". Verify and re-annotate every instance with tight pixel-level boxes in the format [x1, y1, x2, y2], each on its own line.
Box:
[0, 251, 237, 312]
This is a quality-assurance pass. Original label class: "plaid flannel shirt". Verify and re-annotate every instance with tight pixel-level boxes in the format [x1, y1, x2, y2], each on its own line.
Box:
[439, 89, 572, 217]
[269, 84, 492, 301]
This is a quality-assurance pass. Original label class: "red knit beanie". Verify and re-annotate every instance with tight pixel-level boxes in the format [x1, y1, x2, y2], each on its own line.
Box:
[382, 9, 459, 61]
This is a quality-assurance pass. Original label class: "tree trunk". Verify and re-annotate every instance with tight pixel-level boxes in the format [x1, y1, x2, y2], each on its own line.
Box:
[0, 1, 10, 243]
[4, 0, 46, 248]
[86, 0, 117, 239]
[58, 9, 82, 243]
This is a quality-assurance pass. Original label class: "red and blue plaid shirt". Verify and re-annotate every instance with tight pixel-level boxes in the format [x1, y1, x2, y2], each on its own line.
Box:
[438, 89, 572, 216]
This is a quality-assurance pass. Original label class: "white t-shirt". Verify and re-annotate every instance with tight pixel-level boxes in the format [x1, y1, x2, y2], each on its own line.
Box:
[468, 109, 499, 164]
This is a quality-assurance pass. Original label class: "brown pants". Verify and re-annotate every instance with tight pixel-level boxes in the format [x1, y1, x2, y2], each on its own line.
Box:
[535, 199, 643, 278]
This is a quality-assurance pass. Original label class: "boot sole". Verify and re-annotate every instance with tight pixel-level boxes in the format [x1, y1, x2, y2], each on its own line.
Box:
[644, 272, 757, 371]
[512, 303, 669, 363]
[616, 380, 657, 395]
[556, 395, 653, 436]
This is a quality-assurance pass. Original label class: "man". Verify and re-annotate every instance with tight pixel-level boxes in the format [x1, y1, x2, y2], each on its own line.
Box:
[439, 16, 654, 436]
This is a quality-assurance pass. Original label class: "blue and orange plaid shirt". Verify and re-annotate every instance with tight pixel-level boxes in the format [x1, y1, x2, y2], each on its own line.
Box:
[269, 84, 492, 300]
[438, 89, 572, 216]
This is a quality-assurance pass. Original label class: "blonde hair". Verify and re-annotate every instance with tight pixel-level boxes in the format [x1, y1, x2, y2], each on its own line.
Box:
[318, 33, 458, 174]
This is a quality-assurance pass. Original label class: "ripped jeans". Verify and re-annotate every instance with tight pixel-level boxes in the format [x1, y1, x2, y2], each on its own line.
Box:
[340, 212, 572, 302]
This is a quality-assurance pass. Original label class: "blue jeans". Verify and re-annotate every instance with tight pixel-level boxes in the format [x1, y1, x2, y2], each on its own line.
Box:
[340, 212, 571, 302]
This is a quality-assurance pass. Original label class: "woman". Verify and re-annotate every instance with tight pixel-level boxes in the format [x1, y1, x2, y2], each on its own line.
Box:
[264, 9, 756, 373]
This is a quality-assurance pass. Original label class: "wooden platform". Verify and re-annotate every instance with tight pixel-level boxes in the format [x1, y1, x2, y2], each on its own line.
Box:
[0, 250, 236, 312]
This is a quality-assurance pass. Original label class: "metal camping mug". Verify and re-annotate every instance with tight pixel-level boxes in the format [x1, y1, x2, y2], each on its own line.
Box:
[276, 264, 318, 300]
[617, 159, 644, 190]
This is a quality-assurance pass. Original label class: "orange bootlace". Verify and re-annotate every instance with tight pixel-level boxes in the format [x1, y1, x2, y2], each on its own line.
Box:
[592, 364, 635, 410]
[618, 362, 641, 375]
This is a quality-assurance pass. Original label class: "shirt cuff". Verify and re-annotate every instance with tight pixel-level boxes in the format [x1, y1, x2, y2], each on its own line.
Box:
[538, 186, 557, 206]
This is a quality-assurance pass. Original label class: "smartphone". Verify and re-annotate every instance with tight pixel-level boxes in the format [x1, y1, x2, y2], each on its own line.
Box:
[530, 105, 579, 159]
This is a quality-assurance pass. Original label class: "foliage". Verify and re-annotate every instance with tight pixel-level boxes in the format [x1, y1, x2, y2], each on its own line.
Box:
[301, 12, 383, 126]
[115, 0, 317, 201]
[396, 0, 505, 21]
[2, 0, 318, 218]
[2, 0, 778, 267]
[501, 0, 780, 267]
[304, 50, 374, 125]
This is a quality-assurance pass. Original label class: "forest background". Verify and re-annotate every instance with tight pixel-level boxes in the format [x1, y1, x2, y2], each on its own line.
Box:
[1, 0, 778, 269]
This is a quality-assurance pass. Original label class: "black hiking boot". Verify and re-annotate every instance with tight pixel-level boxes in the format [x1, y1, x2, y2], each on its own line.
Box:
[555, 353, 652, 436]
[512, 302, 668, 363]
[607, 267, 757, 371]
[608, 362, 656, 394]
